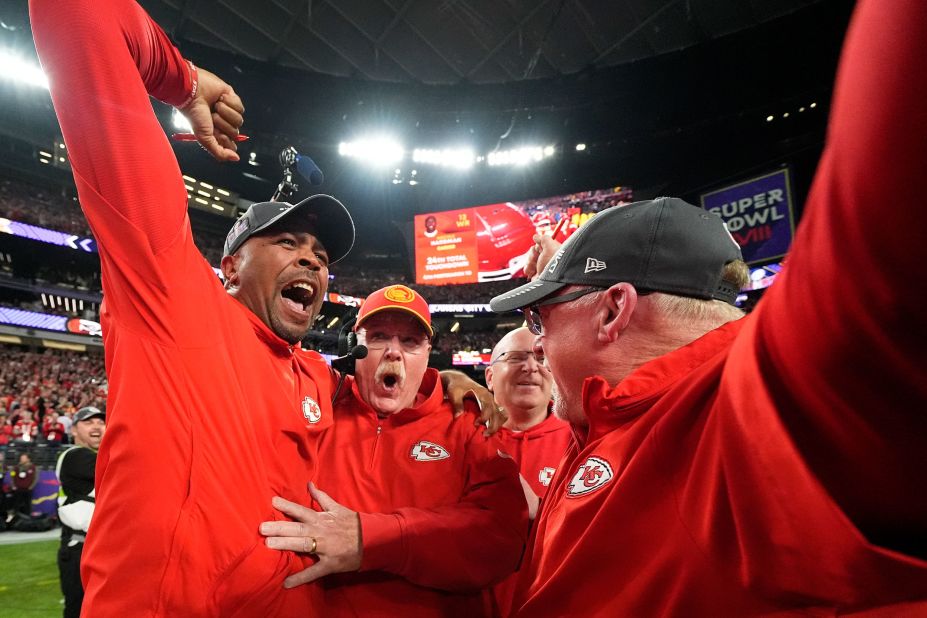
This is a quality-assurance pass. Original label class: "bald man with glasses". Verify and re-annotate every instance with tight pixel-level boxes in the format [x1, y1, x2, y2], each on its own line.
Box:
[260, 285, 527, 617]
[485, 327, 572, 616]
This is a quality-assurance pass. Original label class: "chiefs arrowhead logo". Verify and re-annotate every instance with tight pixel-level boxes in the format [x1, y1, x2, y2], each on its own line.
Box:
[302, 396, 322, 424]
[538, 466, 556, 487]
[410, 440, 450, 462]
[566, 456, 613, 497]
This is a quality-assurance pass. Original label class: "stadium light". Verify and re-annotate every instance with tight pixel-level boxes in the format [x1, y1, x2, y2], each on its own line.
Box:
[172, 108, 193, 132]
[0, 50, 48, 89]
[575, 143, 587, 151]
[412, 148, 475, 170]
[486, 145, 556, 167]
[338, 136, 404, 166]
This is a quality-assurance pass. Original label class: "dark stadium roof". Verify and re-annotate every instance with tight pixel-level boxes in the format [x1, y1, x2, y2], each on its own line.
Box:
[140, 0, 830, 86]
[0, 0, 856, 257]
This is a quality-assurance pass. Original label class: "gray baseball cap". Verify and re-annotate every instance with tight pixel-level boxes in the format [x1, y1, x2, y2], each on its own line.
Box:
[223, 195, 355, 263]
[490, 197, 744, 312]
[74, 406, 105, 423]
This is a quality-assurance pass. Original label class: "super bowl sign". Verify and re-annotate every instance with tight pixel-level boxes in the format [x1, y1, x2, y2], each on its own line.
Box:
[699, 169, 796, 264]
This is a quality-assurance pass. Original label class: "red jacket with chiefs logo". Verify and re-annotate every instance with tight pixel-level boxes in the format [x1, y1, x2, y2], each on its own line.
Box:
[491, 413, 572, 616]
[494, 413, 572, 498]
[513, 2, 927, 614]
[314, 368, 528, 617]
[31, 1, 336, 615]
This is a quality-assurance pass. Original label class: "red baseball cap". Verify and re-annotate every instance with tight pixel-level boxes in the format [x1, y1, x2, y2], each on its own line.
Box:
[355, 285, 433, 337]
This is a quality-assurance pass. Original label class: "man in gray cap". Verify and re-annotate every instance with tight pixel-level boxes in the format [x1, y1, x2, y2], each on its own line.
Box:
[490, 0, 927, 613]
[56, 406, 106, 618]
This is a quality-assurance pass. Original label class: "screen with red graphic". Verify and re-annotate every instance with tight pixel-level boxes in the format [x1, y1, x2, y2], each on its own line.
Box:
[413, 185, 633, 285]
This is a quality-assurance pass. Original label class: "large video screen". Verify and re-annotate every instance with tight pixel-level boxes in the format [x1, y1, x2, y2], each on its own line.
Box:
[414, 186, 633, 285]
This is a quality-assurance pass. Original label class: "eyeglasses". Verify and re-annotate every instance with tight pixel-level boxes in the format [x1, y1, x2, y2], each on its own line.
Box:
[523, 286, 606, 335]
[358, 331, 430, 354]
[490, 350, 547, 367]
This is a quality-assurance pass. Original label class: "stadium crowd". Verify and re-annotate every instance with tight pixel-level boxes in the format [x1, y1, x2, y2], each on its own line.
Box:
[0, 344, 107, 443]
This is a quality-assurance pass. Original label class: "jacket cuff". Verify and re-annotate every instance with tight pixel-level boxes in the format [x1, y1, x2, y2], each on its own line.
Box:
[358, 512, 404, 573]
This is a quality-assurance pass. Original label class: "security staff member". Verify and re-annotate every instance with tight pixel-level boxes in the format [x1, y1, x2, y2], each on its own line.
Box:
[56, 406, 106, 618]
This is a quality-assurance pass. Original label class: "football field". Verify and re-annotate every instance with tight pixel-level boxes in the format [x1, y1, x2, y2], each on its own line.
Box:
[0, 538, 61, 617]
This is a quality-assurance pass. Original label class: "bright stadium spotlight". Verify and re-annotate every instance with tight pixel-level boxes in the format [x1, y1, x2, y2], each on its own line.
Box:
[575, 143, 587, 151]
[172, 108, 193, 132]
[0, 50, 48, 89]
[487, 145, 553, 167]
[338, 136, 404, 166]
[412, 147, 475, 169]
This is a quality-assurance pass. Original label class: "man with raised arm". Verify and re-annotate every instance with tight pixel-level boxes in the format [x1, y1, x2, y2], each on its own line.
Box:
[30, 0, 353, 614]
[490, 0, 927, 613]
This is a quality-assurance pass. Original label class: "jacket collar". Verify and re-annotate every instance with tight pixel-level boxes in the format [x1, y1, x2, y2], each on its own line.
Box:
[579, 318, 745, 445]
[232, 296, 300, 357]
[499, 410, 565, 439]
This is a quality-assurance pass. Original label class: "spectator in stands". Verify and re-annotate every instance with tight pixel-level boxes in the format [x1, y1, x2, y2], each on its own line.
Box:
[0, 412, 11, 447]
[11, 452, 37, 516]
[57, 406, 106, 618]
[260, 285, 526, 615]
[12, 409, 38, 443]
[43, 410, 68, 445]
[489, 2, 927, 609]
[58, 408, 73, 439]
[485, 326, 572, 616]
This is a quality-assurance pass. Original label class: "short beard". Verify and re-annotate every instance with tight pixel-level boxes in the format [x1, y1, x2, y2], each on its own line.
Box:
[269, 312, 312, 345]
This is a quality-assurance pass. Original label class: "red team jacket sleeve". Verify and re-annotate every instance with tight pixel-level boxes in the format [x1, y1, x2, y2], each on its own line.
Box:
[749, 0, 927, 548]
[359, 432, 528, 591]
[30, 0, 218, 344]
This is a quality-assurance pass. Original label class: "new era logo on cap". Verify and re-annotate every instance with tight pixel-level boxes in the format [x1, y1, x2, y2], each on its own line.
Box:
[584, 257, 607, 273]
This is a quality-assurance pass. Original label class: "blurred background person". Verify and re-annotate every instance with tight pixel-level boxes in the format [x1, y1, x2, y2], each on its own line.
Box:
[56, 406, 106, 618]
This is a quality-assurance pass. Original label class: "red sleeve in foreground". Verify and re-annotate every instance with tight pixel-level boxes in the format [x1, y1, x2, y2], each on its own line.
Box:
[750, 0, 927, 541]
[30, 0, 193, 255]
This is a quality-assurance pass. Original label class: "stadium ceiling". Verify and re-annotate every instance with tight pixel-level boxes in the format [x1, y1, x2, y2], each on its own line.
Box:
[139, 0, 830, 86]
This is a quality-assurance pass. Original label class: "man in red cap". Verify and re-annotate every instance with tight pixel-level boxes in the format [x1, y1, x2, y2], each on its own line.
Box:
[261, 284, 528, 616]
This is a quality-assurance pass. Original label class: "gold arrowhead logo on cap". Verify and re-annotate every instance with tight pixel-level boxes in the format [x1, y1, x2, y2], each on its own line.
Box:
[384, 285, 416, 303]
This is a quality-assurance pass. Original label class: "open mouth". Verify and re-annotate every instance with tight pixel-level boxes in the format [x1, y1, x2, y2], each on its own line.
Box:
[381, 373, 400, 390]
[280, 281, 315, 314]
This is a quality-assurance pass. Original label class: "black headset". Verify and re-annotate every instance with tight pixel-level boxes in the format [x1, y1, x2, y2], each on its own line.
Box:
[336, 314, 359, 357]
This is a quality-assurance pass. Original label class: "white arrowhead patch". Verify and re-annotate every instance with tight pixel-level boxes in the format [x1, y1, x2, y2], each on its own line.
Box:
[302, 396, 322, 424]
[410, 440, 450, 462]
[566, 456, 613, 497]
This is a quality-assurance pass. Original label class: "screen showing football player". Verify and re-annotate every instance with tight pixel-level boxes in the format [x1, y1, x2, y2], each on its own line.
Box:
[260, 284, 528, 616]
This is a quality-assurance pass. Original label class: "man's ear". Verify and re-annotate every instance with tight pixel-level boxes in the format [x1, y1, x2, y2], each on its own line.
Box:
[596, 282, 638, 343]
[484, 365, 495, 392]
[220, 254, 240, 289]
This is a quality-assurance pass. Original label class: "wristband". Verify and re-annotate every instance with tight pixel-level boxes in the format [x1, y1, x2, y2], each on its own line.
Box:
[177, 60, 199, 110]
